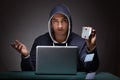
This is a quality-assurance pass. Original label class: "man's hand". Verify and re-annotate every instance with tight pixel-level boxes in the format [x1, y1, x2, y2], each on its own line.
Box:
[11, 40, 29, 57]
[85, 27, 96, 52]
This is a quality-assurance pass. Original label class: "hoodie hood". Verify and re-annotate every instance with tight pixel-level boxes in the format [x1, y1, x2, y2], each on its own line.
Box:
[48, 4, 72, 44]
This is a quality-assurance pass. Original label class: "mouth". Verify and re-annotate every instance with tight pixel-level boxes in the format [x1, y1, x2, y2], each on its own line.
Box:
[58, 30, 63, 32]
[58, 29, 63, 31]
[58, 28, 64, 31]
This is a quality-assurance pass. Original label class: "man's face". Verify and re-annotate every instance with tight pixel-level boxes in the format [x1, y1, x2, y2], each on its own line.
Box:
[51, 13, 68, 36]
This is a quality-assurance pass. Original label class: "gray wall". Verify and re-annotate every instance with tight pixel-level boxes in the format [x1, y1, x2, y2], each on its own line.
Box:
[0, 0, 119, 77]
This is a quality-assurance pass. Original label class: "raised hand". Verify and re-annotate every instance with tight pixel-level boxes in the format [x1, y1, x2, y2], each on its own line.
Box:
[85, 28, 96, 51]
[11, 40, 29, 57]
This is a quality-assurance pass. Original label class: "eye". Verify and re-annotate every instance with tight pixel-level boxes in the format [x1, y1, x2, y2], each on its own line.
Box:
[52, 19, 58, 24]
[63, 19, 68, 23]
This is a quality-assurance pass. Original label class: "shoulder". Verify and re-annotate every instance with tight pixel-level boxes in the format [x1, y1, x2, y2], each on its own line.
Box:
[35, 32, 50, 40]
[69, 32, 85, 46]
[34, 32, 52, 44]
[70, 32, 85, 42]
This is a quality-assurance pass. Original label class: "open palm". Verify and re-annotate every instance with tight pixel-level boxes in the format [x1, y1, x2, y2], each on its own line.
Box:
[11, 40, 29, 57]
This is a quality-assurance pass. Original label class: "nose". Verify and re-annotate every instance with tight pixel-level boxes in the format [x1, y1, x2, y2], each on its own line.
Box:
[58, 22, 62, 29]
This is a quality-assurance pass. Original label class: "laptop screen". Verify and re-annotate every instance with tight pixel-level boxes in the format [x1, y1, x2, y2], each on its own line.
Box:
[35, 46, 78, 75]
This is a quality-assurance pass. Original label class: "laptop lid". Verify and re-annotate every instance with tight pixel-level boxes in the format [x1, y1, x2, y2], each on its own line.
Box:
[35, 46, 78, 75]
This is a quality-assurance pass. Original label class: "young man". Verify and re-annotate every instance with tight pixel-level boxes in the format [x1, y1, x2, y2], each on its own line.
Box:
[11, 4, 99, 72]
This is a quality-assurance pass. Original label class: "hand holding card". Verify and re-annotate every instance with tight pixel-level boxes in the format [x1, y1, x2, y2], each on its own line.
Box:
[81, 27, 92, 39]
[81, 26, 97, 51]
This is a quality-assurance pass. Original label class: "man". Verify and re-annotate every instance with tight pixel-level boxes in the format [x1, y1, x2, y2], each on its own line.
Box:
[11, 4, 99, 72]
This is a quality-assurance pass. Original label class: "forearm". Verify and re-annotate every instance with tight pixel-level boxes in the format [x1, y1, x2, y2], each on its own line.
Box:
[84, 47, 99, 72]
[21, 55, 35, 71]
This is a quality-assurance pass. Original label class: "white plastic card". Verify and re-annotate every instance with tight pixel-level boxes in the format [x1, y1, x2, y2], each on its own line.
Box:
[81, 27, 92, 39]
[85, 72, 96, 79]
[84, 53, 94, 62]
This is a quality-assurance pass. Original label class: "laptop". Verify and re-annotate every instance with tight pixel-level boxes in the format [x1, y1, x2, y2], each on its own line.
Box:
[35, 46, 78, 75]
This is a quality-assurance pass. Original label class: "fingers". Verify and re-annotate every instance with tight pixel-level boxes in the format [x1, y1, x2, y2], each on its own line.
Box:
[15, 40, 22, 47]
[11, 40, 24, 51]
[84, 26, 96, 38]
[84, 26, 96, 43]
[10, 40, 29, 57]
[91, 29, 96, 36]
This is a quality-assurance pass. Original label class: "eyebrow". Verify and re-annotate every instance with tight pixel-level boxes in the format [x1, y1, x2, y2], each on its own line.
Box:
[51, 16, 68, 20]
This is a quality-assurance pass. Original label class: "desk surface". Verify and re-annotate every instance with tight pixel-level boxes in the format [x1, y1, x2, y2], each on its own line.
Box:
[0, 71, 119, 80]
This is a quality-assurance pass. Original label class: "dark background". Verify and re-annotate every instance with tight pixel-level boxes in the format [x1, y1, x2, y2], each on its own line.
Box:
[0, 0, 119, 77]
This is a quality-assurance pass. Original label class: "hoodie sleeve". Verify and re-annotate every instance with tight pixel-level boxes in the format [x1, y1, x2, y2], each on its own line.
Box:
[80, 41, 99, 72]
[21, 33, 51, 71]
[20, 38, 38, 71]
[69, 33, 99, 72]
[21, 55, 34, 71]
